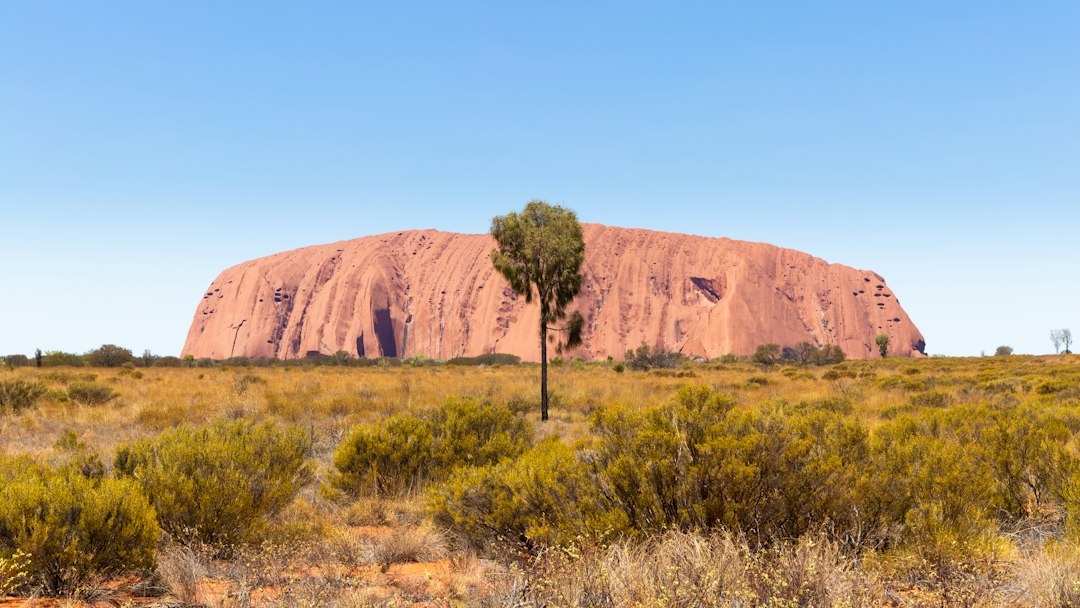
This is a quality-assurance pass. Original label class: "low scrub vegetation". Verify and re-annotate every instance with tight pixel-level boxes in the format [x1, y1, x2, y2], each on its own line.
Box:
[331, 396, 532, 497]
[0, 379, 47, 413]
[115, 418, 313, 552]
[0, 354, 1078, 605]
[0, 457, 159, 595]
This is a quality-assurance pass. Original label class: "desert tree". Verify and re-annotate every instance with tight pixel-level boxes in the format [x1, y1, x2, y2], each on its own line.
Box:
[1063, 328, 1073, 354]
[1051, 330, 1062, 354]
[875, 333, 890, 358]
[994, 345, 1014, 356]
[752, 343, 782, 367]
[85, 344, 134, 367]
[491, 200, 585, 421]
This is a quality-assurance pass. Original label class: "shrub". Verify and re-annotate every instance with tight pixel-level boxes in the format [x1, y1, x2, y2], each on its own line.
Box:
[624, 344, 686, 371]
[85, 344, 134, 367]
[331, 396, 533, 497]
[331, 412, 436, 497]
[430, 437, 624, 549]
[782, 342, 847, 366]
[0, 457, 159, 595]
[0, 548, 30, 596]
[66, 382, 118, 406]
[367, 522, 446, 572]
[40, 350, 85, 367]
[590, 386, 868, 542]
[908, 390, 952, 409]
[0, 379, 48, 413]
[115, 418, 313, 552]
[446, 353, 521, 366]
[995, 345, 1014, 356]
[1061, 466, 1080, 541]
[853, 402, 1075, 557]
[2, 355, 30, 367]
[752, 343, 782, 367]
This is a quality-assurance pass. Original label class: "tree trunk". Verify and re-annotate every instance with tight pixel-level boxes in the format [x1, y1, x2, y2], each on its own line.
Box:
[540, 323, 549, 421]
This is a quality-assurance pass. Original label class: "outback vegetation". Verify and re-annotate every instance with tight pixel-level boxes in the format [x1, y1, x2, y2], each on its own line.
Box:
[490, 200, 586, 421]
[1, 350, 1080, 606]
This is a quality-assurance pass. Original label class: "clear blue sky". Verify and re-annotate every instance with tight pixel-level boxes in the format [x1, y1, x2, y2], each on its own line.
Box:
[2, 1, 1077, 357]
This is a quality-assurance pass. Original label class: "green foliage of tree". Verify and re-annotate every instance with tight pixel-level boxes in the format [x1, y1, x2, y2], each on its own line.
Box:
[875, 334, 890, 358]
[0, 457, 158, 595]
[84, 344, 134, 367]
[781, 342, 847, 366]
[752, 344, 782, 367]
[114, 418, 313, 553]
[491, 200, 585, 421]
[0, 379, 48, 413]
[331, 396, 533, 498]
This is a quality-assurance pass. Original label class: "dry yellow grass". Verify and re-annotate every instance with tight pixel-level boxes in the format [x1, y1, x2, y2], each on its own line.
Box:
[3, 354, 1080, 606]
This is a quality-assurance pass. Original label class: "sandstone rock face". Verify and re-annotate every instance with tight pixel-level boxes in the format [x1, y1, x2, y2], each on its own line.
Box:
[182, 225, 926, 361]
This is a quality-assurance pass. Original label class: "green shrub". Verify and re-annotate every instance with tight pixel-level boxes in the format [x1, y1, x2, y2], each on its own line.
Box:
[855, 401, 1077, 558]
[624, 344, 686, 371]
[153, 356, 183, 367]
[40, 350, 85, 367]
[822, 367, 859, 381]
[0, 379, 47, 413]
[429, 396, 534, 468]
[591, 386, 867, 542]
[752, 343, 782, 367]
[782, 342, 847, 366]
[331, 412, 436, 497]
[331, 396, 533, 497]
[446, 353, 521, 366]
[1036, 380, 1070, 395]
[115, 418, 313, 552]
[66, 382, 118, 406]
[908, 389, 952, 409]
[0, 457, 158, 595]
[429, 437, 625, 549]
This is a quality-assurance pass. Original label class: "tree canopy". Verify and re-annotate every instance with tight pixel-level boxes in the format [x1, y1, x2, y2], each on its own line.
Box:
[491, 201, 585, 420]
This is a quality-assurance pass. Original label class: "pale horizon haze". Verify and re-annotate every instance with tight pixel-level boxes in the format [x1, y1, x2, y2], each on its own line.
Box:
[2, 2, 1077, 358]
